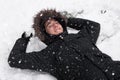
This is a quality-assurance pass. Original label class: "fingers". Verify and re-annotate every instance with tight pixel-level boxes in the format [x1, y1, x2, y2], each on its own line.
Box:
[21, 32, 33, 39]
[21, 32, 26, 38]
[30, 33, 33, 38]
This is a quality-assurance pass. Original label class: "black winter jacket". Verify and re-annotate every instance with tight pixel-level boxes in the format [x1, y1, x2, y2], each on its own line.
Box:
[8, 18, 120, 80]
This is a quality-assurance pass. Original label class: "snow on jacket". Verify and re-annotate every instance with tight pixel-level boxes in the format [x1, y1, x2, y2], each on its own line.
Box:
[8, 18, 120, 80]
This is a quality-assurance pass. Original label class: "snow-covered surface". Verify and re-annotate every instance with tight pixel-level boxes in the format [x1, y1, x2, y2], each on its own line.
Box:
[0, 0, 120, 80]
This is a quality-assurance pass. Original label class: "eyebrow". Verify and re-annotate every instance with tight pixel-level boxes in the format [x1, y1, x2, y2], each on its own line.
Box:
[45, 21, 51, 27]
[45, 19, 58, 27]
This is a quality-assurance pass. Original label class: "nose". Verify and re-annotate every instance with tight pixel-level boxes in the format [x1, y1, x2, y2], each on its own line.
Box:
[53, 23, 58, 29]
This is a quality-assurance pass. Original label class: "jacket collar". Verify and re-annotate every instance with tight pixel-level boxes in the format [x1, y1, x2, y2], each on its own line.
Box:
[44, 31, 68, 45]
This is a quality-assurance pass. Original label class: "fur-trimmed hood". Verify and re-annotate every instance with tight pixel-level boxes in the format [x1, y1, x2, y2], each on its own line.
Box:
[33, 9, 68, 45]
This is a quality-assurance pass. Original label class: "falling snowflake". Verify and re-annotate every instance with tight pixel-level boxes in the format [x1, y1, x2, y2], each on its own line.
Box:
[32, 65, 34, 68]
[18, 60, 22, 64]
[11, 57, 15, 59]
[105, 69, 108, 72]
[40, 13, 43, 16]
[22, 43, 25, 46]
[60, 46, 63, 48]
[91, 31, 94, 33]
[64, 71, 67, 74]
[91, 26, 94, 28]
[52, 52, 55, 54]
[39, 69, 42, 71]
[87, 21, 90, 24]
[92, 47, 95, 50]
[59, 56, 62, 60]
[75, 57, 79, 60]
[8, 61, 11, 64]
[112, 72, 115, 76]
[66, 66, 69, 69]
[85, 69, 89, 72]
[100, 59, 103, 62]
[75, 24, 77, 26]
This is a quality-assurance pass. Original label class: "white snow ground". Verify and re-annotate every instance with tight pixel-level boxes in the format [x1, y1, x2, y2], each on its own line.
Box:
[0, 0, 120, 80]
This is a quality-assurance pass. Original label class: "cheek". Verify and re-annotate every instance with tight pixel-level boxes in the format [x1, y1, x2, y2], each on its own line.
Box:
[46, 28, 54, 34]
[59, 25, 63, 31]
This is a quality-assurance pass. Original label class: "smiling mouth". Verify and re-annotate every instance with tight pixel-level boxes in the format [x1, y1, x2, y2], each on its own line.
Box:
[55, 28, 61, 32]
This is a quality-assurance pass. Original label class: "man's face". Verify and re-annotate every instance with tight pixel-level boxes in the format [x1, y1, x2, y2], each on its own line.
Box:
[45, 19, 63, 35]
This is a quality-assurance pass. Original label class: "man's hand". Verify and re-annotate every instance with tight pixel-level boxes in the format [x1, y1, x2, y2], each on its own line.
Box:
[21, 32, 33, 41]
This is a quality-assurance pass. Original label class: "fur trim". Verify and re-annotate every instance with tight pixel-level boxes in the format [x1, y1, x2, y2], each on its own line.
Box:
[32, 9, 67, 42]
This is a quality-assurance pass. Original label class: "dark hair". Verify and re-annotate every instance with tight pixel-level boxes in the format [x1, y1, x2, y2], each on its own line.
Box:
[32, 9, 67, 42]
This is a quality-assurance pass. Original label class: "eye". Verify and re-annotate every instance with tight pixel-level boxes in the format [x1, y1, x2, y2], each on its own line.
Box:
[55, 21, 59, 24]
[47, 25, 52, 28]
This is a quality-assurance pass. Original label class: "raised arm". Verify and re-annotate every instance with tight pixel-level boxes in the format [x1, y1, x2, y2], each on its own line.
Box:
[8, 34, 60, 79]
[67, 17, 100, 44]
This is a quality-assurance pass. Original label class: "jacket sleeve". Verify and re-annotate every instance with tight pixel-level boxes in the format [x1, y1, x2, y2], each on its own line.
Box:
[67, 17, 100, 44]
[8, 38, 59, 79]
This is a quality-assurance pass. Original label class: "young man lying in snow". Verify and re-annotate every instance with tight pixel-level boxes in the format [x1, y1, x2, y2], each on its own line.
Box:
[8, 9, 120, 80]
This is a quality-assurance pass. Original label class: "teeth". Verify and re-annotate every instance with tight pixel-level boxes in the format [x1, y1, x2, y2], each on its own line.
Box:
[56, 30, 59, 32]
[56, 29, 60, 32]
